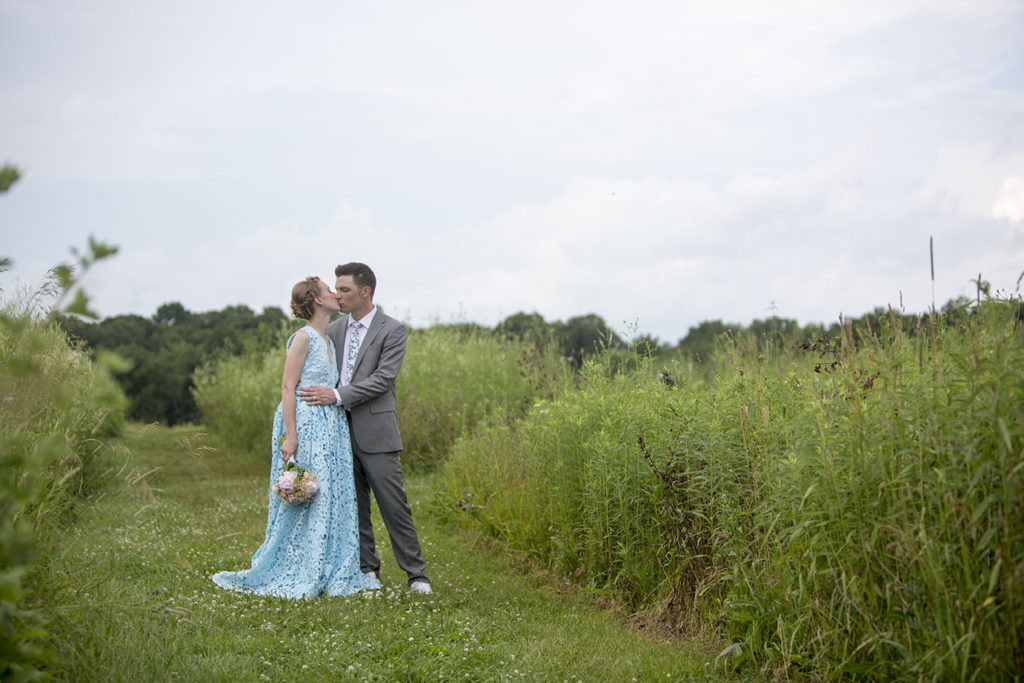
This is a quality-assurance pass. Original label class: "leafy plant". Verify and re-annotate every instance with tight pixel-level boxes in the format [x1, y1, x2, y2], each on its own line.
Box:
[1, 164, 126, 679]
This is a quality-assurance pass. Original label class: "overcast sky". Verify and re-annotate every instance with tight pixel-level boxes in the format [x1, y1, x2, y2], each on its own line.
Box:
[2, 0, 1022, 342]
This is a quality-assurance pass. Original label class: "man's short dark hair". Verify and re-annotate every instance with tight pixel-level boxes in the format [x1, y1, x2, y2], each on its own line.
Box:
[335, 262, 377, 296]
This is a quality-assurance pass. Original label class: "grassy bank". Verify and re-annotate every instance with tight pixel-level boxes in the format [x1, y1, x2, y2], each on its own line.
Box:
[30, 425, 715, 681]
[438, 301, 1024, 680]
[1, 310, 127, 678]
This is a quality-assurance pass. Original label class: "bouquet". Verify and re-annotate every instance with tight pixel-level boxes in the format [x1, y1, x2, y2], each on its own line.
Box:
[273, 461, 320, 505]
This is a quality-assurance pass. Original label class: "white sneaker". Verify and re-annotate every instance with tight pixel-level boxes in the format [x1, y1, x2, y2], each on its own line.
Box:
[409, 581, 432, 595]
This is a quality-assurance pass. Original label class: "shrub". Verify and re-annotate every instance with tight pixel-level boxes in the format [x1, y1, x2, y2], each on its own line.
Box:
[192, 340, 284, 456]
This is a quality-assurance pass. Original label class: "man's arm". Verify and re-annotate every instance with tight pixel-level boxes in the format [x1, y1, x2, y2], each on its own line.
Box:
[296, 320, 343, 406]
[337, 323, 407, 408]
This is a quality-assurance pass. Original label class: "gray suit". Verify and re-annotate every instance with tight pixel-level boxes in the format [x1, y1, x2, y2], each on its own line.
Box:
[327, 310, 428, 586]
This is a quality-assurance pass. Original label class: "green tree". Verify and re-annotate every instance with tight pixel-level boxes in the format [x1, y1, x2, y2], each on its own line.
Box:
[555, 314, 624, 368]
[677, 319, 741, 362]
[153, 302, 191, 326]
[746, 315, 802, 355]
[63, 303, 291, 425]
[631, 333, 662, 357]
[496, 311, 552, 343]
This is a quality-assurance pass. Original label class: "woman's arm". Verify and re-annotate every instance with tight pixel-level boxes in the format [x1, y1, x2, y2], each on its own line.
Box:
[280, 331, 309, 462]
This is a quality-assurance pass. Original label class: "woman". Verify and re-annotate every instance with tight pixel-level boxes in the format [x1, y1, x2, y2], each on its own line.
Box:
[212, 277, 379, 598]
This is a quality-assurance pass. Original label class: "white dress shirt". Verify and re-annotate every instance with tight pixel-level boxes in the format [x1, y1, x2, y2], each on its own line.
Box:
[333, 306, 377, 405]
[340, 306, 376, 387]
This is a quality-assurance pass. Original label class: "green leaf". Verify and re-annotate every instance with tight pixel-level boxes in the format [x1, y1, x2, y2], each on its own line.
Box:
[53, 264, 74, 290]
[0, 164, 20, 192]
[96, 350, 133, 374]
[997, 417, 1013, 454]
[63, 289, 98, 319]
[987, 558, 1002, 594]
[87, 235, 119, 261]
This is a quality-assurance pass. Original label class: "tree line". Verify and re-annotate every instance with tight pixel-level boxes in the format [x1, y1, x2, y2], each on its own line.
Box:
[61, 296, 981, 426]
[61, 303, 287, 424]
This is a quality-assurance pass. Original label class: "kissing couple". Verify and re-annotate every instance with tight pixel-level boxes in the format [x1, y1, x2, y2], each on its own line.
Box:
[213, 262, 431, 598]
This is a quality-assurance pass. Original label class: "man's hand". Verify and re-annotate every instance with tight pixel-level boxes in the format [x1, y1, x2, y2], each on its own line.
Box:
[297, 385, 337, 406]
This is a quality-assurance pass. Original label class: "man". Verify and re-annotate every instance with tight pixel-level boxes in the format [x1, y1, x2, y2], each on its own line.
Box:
[297, 262, 430, 594]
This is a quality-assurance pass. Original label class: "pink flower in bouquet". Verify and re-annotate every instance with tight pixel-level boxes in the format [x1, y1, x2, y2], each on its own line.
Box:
[278, 470, 297, 494]
[274, 462, 319, 505]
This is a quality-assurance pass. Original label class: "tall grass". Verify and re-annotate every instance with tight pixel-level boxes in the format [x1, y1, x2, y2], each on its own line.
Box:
[1, 308, 128, 678]
[193, 323, 570, 468]
[437, 300, 1023, 680]
[397, 325, 569, 468]
[192, 333, 287, 455]
[0, 312, 127, 518]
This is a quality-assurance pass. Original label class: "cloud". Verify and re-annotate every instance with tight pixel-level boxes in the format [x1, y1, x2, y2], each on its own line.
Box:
[58, 144, 1020, 343]
[921, 145, 1024, 218]
[3, 0, 1023, 343]
[10, 160, 1021, 344]
[86, 203, 378, 316]
[382, 167, 901, 336]
[5, 0, 1017, 185]
[992, 176, 1024, 224]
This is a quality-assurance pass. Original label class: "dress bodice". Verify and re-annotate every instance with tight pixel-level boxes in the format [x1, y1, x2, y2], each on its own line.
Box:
[290, 325, 338, 390]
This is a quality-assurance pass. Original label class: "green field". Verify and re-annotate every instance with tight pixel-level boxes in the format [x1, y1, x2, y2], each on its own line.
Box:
[4, 296, 1023, 681]
[31, 425, 714, 681]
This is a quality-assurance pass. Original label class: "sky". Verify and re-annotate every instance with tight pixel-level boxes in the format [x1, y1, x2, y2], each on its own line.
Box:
[2, 0, 1023, 343]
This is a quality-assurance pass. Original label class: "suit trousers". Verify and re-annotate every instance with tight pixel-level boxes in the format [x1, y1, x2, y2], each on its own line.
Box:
[349, 419, 429, 586]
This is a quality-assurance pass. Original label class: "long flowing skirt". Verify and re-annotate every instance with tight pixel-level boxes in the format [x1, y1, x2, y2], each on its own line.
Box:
[212, 402, 378, 598]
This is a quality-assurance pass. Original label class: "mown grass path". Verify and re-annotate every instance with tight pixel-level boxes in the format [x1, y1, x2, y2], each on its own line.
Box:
[33, 426, 718, 682]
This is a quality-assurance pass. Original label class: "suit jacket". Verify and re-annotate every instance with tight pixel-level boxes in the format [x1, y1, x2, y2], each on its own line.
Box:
[327, 309, 407, 454]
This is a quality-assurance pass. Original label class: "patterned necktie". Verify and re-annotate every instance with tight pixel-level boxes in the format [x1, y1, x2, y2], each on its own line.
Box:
[345, 321, 362, 382]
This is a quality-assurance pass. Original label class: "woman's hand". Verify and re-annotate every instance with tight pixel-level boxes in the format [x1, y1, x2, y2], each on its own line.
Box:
[281, 434, 297, 463]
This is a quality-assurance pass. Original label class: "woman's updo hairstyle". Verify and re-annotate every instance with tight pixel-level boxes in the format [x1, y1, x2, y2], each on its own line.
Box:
[290, 277, 321, 320]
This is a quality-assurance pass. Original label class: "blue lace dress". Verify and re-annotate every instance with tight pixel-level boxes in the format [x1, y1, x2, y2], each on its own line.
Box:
[212, 326, 379, 598]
